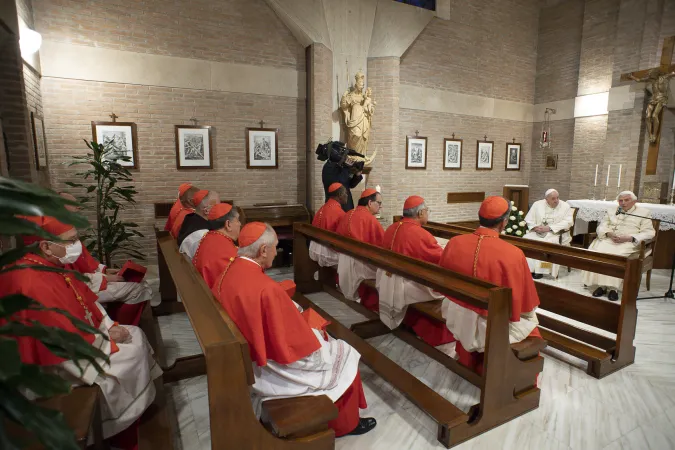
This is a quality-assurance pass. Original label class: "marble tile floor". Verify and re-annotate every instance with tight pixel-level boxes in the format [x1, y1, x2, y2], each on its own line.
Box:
[157, 267, 675, 450]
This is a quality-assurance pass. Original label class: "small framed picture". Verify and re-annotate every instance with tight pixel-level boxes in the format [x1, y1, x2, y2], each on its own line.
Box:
[30, 112, 48, 170]
[476, 140, 494, 170]
[175, 125, 213, 169]
[246, 127, 278, 169]
[443, 138, 462, 170]
[505, 142, 521, 171]
[545, 154, 558, 170]
[406, 135, 427, 169]
[91, 121, 138, 169]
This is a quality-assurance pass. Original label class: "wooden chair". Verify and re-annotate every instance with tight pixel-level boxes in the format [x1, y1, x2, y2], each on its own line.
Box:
[422, 221, 643, 379]
[294, 223, 545, 448]
[639, 218, 660, 290]
[157, 235, 338, 449]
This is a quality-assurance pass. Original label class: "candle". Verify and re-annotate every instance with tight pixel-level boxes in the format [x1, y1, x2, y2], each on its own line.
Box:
[606, 164, 611, 186]
[672, 169, 675, 188]
[617, 164, 622, 188]
[594, 165, 598, 186]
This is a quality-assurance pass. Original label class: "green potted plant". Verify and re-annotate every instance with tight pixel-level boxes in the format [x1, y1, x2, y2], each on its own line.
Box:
[0, 176, 109, 449]
[66, 140, 144, 267]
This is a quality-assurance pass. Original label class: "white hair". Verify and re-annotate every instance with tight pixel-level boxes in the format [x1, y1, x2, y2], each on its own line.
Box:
[402, 202, 426, 218]
[617, 191, 637, 201]
[237, 224, 277, 259]
[198, 191, 219, 214]
[545, 189, 558, 198]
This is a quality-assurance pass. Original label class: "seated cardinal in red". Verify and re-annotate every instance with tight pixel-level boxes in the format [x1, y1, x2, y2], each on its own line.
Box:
[439, 196, 542, 374]
[309, 182, 347, 267]
[212, 222, 376, 437]
[164, 182, 193, 231]
[335, 189, 384, 310]
[192, 203, 241, 288]
[378, 195, 455, 347]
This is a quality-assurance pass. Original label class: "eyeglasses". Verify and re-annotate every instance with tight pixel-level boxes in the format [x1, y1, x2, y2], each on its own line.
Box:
[375, 201, 383, 206]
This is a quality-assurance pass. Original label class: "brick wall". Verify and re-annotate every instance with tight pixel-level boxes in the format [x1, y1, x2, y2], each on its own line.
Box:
[397, 109, 532, 222]
[535, 0, 584, 103]
[570, 115, 609, 199]
[42, 78, 306, 261]
[577, 0, 620, 96]
[309, 44, 333, 212]
[32, 0, 305, 71]
[400, 0, 540, 104]
[529, 119, 576, 200]
[31, 0, 307, 264]
[0, 35, 36, 183]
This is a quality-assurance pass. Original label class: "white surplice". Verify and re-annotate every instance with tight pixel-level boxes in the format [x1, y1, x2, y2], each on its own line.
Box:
[337, 253, 377, 301]
[179, 229, 208, 260]
[375, 269, 444, 329]
[82, 265, 152, 306]
[52, 303, 162, 439]
[523, 199, 574, 277]
[441, 299, 539, 352]
[582, 205, 655, 290]
[309, 241, 339, 267]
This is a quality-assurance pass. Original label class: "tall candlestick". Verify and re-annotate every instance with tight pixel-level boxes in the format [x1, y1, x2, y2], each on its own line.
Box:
[594, 164, 598, 186]
[606, 164, 611, 186]
[617, 164, 622, 188]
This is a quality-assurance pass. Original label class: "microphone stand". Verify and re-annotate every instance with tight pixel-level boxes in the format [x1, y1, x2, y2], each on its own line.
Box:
[617, 210, 675, 300]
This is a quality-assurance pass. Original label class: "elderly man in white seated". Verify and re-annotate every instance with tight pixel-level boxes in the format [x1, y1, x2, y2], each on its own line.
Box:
[581, 191, 655, 301]
[523, 189, 575, 279]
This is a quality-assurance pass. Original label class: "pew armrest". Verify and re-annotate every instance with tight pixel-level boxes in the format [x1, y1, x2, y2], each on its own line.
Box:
[261, 395, 338, 439]
[510, 337, 547, 360]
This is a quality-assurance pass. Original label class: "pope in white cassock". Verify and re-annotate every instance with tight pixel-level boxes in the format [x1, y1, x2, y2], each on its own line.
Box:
[523, 189, 575, 279]
[581, 191, 655, 301]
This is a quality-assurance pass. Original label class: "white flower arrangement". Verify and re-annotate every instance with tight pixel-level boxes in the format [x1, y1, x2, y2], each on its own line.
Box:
[506, 228, 513, 233]
[503, 205, 527, 237]
[515, 230, 522, 236]
[512, 224, 518, 229]
[511, 206, 517, 211]
[518, 211, 524, 216]
[509, 216, 516, 221]
[519, 221, 526, 227]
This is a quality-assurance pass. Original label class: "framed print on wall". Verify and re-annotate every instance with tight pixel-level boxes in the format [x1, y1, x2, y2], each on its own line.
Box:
[30, 112, 48, 170]
[476, 140, 494, 170]
[406, 135, 427, 169]
[91, 121, 139, 169]
[443, 137, 462, 170]
[246, 127, 279, 169]
[505, 142, 521, 171]
[175, 125, 213, 169]
[545, 154, 558, 170]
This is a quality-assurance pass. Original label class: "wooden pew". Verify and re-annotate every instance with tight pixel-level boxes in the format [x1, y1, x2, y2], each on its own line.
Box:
[415, 220, 643, 379]
[157, 234, 338, 449]
[293, 223, 545, 448]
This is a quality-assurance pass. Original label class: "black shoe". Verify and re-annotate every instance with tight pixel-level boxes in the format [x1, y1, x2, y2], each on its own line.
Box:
[346, 417, 377, 436]
[592, 287, 606, 297]
[532, 273, 544, 280]
[608, 290, 619, 301]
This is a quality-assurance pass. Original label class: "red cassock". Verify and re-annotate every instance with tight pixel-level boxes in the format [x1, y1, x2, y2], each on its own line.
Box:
[212, 258, 365, 436]
[335, 206, 384, 246]
[0, 254, 109, 366]
[68, 247, 145, 326]
[170, 207, 194, 239]
[312, 198, 346, 232]
[336, 206, 385, 310]
[383, 219, 454, 346]
[192, 231, 238, 289]
[164, 199, 182, 232]
[439, 227, 542, 373]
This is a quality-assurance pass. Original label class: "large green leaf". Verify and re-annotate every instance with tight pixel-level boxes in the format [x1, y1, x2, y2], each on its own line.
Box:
[0, 177, 89, 228]
[0, 322, 108, 373]
[0, 295, 34, 319]
[0, 386, 80, 450]
[0, 338, 21, 381]
[0, 245, 40, 271]
[6, 364, 72, 397]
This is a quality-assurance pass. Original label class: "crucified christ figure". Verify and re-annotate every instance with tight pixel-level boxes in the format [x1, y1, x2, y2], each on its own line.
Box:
[629, 68, 675, 143]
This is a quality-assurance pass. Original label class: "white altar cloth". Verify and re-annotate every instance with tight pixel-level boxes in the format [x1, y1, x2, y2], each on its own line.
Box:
[567, 199, 675, 234]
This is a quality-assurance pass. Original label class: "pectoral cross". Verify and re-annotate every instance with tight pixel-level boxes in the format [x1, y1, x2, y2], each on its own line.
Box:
[84, 308, 94, 326]
[620, 36, 675, 175]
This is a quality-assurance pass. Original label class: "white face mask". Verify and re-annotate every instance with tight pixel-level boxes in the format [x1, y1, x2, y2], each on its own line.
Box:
[51, 240, 83, 264]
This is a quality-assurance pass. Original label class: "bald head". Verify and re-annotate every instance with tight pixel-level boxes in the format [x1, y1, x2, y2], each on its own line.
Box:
[59, 192, 81, 212]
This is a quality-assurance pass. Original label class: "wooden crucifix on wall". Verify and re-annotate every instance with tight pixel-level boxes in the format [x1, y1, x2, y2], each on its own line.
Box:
[620, 36, 675, 175]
